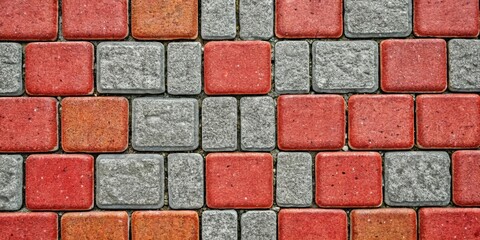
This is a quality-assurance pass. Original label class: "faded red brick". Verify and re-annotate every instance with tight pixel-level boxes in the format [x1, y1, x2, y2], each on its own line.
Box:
[132, 211, 199, 240]
[351, 209, 417, 240]
[453, 150, 480, 206]
[0, 212, 58, 240]
[62, 212, 128, 240]
[279, 209, 347, 240]
[419, 208, 480, 240]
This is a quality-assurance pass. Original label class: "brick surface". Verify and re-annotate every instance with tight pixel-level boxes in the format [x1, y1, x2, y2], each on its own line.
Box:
[62, 212, 129, 240]
[241, 211, 277, 240]
[0, 212, 58, 240]
[26, 154, 94, 211]
[239, 0, 274, 40]
[202, 97, 237, 152]
[419, 208, 480, 240]
[132, 211, 199, 240]
[202, 210, 238, 240]
[351, 209, 417, 240]
[0, 97, 58, 152]
[61, 97, 129, 152]
[62, 0, 128, 40]
[348, 95, 414, 150]
[206, 153, 273, 209]
[384, 151, 451, 206]
[274, 41, 310, 94]
[97, 42, 165, 94]
[277, 95, 345, 151]
[416, 94, 480, 149]
[132, 98, 199, 151]
[380, 39, 447, 92]
[0, 43, 23, 96]
[0, 155, 23, 211]
[201, 0, 236, 39]
[452, 150, 480, 206]
[449, 39, 480, 92]
[167, 42, 202, 95]
[168, 153, 204, 209]
[240, 96, 276, 151]
[276, 152, 312, 207]
[96, 154, 164, 209]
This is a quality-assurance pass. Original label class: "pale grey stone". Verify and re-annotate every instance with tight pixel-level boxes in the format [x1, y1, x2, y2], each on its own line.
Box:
[168, 153, 204, 209]
[240, 96, 275, 151]
[201, 0, 236, 39]
[0, 155, 22, 211]
[239, 0, 274, 40]
[275, 41, 310, 93]
[202, 210, 238, 240]
[241, 211, 276, 240]
[167, 42, 202, 95]
[276, 152, 312, 207]
[202, 97, 237, 151]
[449, 39, 480, 92]
[0, 43, 23, 96]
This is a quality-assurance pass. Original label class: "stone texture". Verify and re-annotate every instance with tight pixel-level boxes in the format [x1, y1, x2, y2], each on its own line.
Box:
[168, 153, 204, 209]
[167, 42, 202, 95]
[96, 154, 164, 209]
[97, 42, 165, 94]
[239, 0, 273, 39]
[276, 152, 312, 207]
[132, 98, 199, 151]
[449, 39, 480, 92]
[0, 212, 58, 239]
[201, 0, 236, 39]
[202, 210, 237, 240]
[62, 212, 129, 240]
[0, 155, 22, 211]
[274, 41, 310, 94]
[351, 209, 417, 240]
[0, 43, 23, 96]
[384, 151, 451, 206]
[202, 97, 237, 151]
[344, 0, 412, 38]
[419, 208, 480, 240]
[312, 41, 378, 93]
[241, 211, 277, 240]
[452, 150, 480, 206]
[240, 96, 275, 151]
[132, 211, 199, 240]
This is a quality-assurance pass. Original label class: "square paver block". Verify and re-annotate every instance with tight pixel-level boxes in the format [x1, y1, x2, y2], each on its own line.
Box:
[0, 155, 23, 211]
[202, 97, 237, 152]
[96, 154, 164, 209]
[97, 42, 165, 94]
[168, 153, 204, 209]
[452, 150, 480, 206]
[0, 43, 23, 96]
[202, 210, 238, 240]
[276, 152, 312, 207]
[201, 0, 236, 39]
[239, 0, 273, 39]
[313, 41, 378, 93]
[241, 211, 276, 240]
[167, 42, 202, 95]
[274, 41, 310, 94]
[351, 209, 417, 240]
[62, 212, 128, 240]
[132, 211, 199, 240]
[279, 209, 347, 240]
[384, 151, 451, 206]
[0, 213, 58, 239]
[240, 96, 276, 151]
[132, 98, 199, 151]
[419, 208, 480, 240]
[449, 39, 480, 92]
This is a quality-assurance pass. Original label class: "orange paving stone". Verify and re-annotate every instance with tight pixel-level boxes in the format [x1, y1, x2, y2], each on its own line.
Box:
[132, 211, 199, 240]
[61, 211, 129, 240]
[351, 208, 417, 240]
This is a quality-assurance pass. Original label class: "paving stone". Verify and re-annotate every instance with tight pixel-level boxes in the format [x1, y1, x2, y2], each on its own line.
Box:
[168, 153, 204, 209]
[384, 151, 451, 206]
[239, 0, 273, 40]
[25, 42, 94, 96]
[167, 42, 202, 95]
[344, 0, 412, 38]
[97, 42, 165, 94]
[312, 41, 378, 93]
[274, 41, 310, 94]
[452, 150, 480, 206]
[25, 154, 94, 211]
[240, 96, 275, 151]
[0, 43, 23, 96]
[201, 0, 236, 39]
[276, 152, 312, 207]
[96, 154, 164, 209]
[132, 98, 199, 151]
[62, 0, 128, 40]
[202, 97, 237, 152]
[132, 211, 199, 240]
[0, 155, 23, 211]
[62, 212, 129, 240]
[202, 210, 238, 240]
[0, 212, 58, 239]
[351, 209, 417, 240]
[241, 211, 276, 240]
[419, 208, 480, 240]
[449, 39, 480, 92]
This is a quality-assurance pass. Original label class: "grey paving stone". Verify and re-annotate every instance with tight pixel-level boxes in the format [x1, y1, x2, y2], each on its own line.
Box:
[202, 97, 237, 152]
[344, 0, 412, 38]
[96, 154, 164, 209]
[132, 97, 199, 151]
[201, 0, 236, 39]
[274, 41, 310, 93]
[0, 155, 23, 211]
[241, 211, 276, 240]
[240, 96, 275, 151]
[97, 42, 165, 94]
[167, 42, 202, 95]
[202, 210, 238, 240]
[239, 0, 274, 40]
[276, 152, 312, 207]
[384, 151, 451, 207]
[0, 43, 23, 96]
[312, 41, 378, 93]
[448, 39, 480, 92]
[167, 153, 204, 209]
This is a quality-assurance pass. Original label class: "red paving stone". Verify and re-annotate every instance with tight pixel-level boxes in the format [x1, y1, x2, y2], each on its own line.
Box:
[132, 211, 199, 240]
[25, 154, 94, 211]
[206, 153, 273, 209]
[453, 150, 480, 206]
[0, 97, 58, 152]
[351, 209, 417, 240]
[315, 152, 383, 208]
[416, 94, 480, 149]
[277, 95, 345, 151]
[0, 212, 58, 240]
[62, 211, 129, 240]
[380, 39, 447, 93]
[419, 208, 480, 240]
[25, 42, 94, 96]
[204, 41, 271, 95]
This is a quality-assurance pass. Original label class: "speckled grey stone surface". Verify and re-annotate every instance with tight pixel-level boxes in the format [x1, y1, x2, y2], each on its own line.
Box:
[167, 42, 202, 95]
[201, 0, 236, 39]
[202, 210, 238, 240]
[97, 42, 164, 94]
[240, 96, 275, 151]
[96, 154, 164, 209]
[312, 41, 378, 93]
[344, 0, 412, 38]
[0, 155, 22, 211]
[0, 43, 23, 96]
[241, 211, 276, 240]
[239, 0, 273, 40]
[448, 39, 480, 92]
[167, 153, 204, 209]
[202, 97, 237, 152]
[384, 151, 451, 206]
[275, 41, 310, 93]
[132, 98, 199, 151]
[276, 152, 312, 207]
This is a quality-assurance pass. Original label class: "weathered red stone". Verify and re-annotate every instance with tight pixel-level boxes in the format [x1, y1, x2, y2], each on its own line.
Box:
[132, 211, 199, 240]
[453, 150, 480, 206]
[62, 212, 129, 240]
[0, 212, 58, 240]
[351, 209, 417, 240]
[419, 208, 480, 239]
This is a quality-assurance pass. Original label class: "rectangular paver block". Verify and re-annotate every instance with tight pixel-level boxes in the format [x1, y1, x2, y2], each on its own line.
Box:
[276, 152, 312, 207]
[279, 209, 347, 240]
[448, 39, 480, 92]
[167, 153, 204, 209]
[132, 211, 199, 240]
[167, 42, 202, 95]
[351, 209, 417, 240]
[62, 212, 128, 240]
[201, 0, 236, 39]
[202, 97, 237, 151]
[241, 211, 276, 240]
[0, 155, 23, 211]
[452, 150, 480, 206]
[0, 43, 23, 96]
[239, 0, 273, 40]
[419, 208, 480, 240]
[0, 212, 58, 240]
[240, 96, 276, 151]
[274, 41, 310, 93]
[202, 210, 238, 240]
